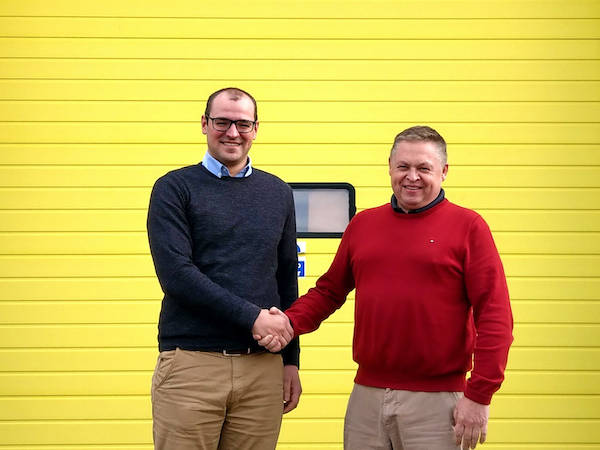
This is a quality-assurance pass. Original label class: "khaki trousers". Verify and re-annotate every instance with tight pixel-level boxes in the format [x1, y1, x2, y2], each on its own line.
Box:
[344, 383, 462, 450]
[151, 348, 284, 450]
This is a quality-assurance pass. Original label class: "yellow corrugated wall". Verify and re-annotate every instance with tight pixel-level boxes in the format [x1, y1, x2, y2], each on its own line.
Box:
[0, 0, 599, 448]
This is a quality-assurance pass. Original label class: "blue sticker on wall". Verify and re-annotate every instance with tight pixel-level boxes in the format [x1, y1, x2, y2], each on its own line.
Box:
[297, 257, 306, 278]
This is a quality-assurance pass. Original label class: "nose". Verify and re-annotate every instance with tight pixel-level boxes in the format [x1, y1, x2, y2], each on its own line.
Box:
[225, 122, 240, 138]
[406, 168, 419, 181]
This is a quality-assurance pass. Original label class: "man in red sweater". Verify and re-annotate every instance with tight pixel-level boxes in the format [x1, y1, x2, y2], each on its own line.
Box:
[257, 126, 513, 450]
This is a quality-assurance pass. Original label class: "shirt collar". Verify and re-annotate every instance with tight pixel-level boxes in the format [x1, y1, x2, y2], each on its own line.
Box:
[391, 189, 445, 214]
[201, 151, 253, 178]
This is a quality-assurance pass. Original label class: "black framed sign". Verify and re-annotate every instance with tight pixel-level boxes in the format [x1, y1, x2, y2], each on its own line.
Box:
[289, 182, 356, 238]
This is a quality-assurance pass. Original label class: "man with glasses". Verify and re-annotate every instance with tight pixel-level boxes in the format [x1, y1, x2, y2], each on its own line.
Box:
[147, 87, 301, 449]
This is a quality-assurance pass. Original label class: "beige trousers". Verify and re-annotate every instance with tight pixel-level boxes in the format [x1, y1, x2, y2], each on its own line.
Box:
[344, 383, 462, 450]
[151, 348, 284, 450]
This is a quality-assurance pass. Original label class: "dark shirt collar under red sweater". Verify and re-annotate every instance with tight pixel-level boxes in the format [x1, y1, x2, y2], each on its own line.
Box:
[390, 188, 445, 214]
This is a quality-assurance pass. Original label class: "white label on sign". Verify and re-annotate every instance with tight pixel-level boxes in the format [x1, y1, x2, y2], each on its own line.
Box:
[296, 241, 306, 254]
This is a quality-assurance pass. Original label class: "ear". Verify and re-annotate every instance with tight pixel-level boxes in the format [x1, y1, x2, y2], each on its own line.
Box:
[251, 121, 259, 140]
[441, 164, 449, 181]
[201, 115, 208, 135]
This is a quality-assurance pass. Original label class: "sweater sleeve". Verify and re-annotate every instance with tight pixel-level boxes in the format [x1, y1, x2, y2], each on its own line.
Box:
[147, 174, 261, 331]
[463, 215, 514, 405]
[285, 221, 356, 335]
[278, 189, 300, 366]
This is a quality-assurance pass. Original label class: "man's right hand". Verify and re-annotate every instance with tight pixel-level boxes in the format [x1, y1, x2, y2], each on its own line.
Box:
[252, 307, 294, 352]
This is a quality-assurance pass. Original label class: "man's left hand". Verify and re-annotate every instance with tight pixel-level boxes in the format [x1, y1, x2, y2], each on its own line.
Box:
[453, 396, 489, 449]
[283, 365, 302, 414]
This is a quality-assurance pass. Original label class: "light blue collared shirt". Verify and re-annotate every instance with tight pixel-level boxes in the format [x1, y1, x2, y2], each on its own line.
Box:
[201, 151, 253, 178]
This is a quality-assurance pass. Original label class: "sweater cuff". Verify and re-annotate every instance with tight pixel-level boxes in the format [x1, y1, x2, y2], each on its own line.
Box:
[240, 303, 262, 331]
[464, 384, 493, 405]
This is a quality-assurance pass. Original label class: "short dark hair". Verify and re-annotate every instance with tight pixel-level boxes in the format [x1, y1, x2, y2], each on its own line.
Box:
[391, 125, 447, 166]
[204, 87, 258, 121]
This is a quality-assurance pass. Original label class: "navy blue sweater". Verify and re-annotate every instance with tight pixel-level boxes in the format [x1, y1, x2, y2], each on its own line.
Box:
[147, 163, 299, 366]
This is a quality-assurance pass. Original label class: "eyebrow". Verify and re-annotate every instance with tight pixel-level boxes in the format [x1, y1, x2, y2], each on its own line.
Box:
[395, 161, 434, 166]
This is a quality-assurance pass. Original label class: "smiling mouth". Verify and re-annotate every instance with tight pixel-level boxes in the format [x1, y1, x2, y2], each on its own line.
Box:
[403, 186, 421, 190]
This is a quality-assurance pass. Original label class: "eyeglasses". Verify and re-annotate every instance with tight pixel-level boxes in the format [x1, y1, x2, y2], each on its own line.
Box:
[206, 116, 256, 133]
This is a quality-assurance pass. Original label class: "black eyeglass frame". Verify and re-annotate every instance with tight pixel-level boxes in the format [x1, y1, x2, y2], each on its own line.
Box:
[206, 115, 257, 133]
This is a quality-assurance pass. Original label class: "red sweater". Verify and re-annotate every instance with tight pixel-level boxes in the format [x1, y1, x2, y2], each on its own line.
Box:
[285, 199, 513, 404]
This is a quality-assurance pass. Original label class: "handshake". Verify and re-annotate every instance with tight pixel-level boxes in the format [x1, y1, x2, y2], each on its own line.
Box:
[251, 307, 294, 352]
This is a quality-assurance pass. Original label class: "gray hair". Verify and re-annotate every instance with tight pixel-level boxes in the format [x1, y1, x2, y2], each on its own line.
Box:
[390, 125, 447, 166]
